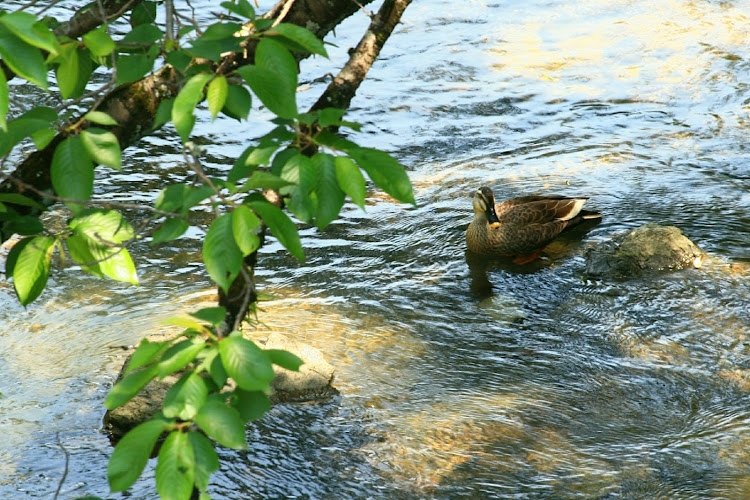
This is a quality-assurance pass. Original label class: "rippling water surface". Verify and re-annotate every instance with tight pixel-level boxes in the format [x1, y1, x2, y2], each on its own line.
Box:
[2, 0, 750, 498]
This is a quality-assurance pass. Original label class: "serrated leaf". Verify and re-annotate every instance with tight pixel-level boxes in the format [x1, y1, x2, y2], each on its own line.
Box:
[67, 209, 139, 284]
[51, 136, 93, 213]
[190, 307, 227, 326]
[239, 171, 292, 192]
[313, 153, 344, 230]
[0, 193, 44, 209]
[108, 417, 169, 492]
[158, 337, 207, 378]
[151, 217, 189, 244]
[232, 389, 270, 422]
[207, 76, 228, 121]
[0, 11, 59, 55]
[156, 431, 194, 500]
[232, 205, 260, 256]
[237, 65, 297, 119]
[56, 43, 79, 99]
[334, 156, 366, 209]
[105, 364, 158, 410]
[265, 349, 303, 371]
[83, 25, 115, 56]
[221, 0, 255, 19]
[81, 128, 122, 169]
[6, 236, 55, 306]
[173, 73, 212, 142]
[115, 53, 154, 85]
[268, 23, 328, 57]
[222, 84, 252, 121]
[188, 431, 219, 492]
[347, 148, 414, 205]
[194, 399, 247, 449]
[125, 339, 172, 375]
[84, 111, 118, 126]
[204, 213, 243, 292]
[255, 38, 297, 92]
[163, 372, 208, 420]
[131, 1, 157, 26]
[219, 334, 274, 392]
[0, 25, 48, 89]
[248, 200, 304, 261]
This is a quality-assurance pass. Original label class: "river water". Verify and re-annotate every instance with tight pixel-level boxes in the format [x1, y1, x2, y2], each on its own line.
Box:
[2, 0, 750, 498]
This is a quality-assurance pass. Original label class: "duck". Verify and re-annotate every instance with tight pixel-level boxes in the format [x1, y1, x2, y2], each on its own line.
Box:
[466, 186, 601, 264]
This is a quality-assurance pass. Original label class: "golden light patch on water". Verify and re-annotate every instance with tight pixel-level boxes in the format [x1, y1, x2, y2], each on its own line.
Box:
[489, 0, 750, 100]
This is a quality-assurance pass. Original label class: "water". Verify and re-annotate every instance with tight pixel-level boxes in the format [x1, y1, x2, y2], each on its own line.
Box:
[2, 0, 750, 498]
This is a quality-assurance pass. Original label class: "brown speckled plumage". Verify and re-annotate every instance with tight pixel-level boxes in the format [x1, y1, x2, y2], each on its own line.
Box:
[466, 186, 601, 263]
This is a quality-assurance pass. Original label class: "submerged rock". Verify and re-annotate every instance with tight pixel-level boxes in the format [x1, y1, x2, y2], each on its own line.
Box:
[103, 332, 337, 441]
[585, 223, 705, 278]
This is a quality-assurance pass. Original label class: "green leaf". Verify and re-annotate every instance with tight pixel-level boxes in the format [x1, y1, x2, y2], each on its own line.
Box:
[204, 213, 243, 293]
[265, 349, 303, 371]
[155, 183, 190, 213]
[6, 236, 55, 306]
[239, 171, 292, 192]
[125, 339, 172, 375]
[172, 73, 212, 142]
[334, 156, 366, 209]
[219, 334, 274, 392]
[131, 1, 157, 26]
[156, 431, 194, 500]
[122, 23, 163, 46]
[108, 418, 169, 492]
[222, 84, 252, 121]
[158, 337, 207, 378]
[163, 372, 208, 420]
[154, 98, 174, 128]
[67, 209, 139, 284]
[161, 315, 209, 332]
[84, 111, 119, 126]
[268, 23, 328, 57]
[0, 67, 7, 131]
[83, 25, 115, 56]
[248, 200, 304, 261]
[0, 24, 47, 89]
[207, 76, 228, 121]
[31, 128, 56, 150]
[183, 185, 216, 209]
[190, 306, 227, 326]
[69, 47, 94, 99]
[348, 148, 415, 205]
[188, 431, 219, 492]
[313, 153, 345, 230]
[194, 399, 247, 449]
[256, 38, 297, 91]
[0, 11, 59, 55]
[115, 53, 154, 85]
[151, 218, 189, 244]
[232, 205, 260, 256]
[0, 193, 44, 209]
[238, 65, 297, 118]
[56, 43, 79, 99]
[50, 136, 93, 213]
[232, 389, 270, 422]
[105, 364, 159, 410]
[221, 0, 255, 19]
[80, 128, 122, 169]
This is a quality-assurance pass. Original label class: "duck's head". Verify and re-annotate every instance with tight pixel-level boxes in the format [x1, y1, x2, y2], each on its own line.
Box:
[473, 187, 497, 217]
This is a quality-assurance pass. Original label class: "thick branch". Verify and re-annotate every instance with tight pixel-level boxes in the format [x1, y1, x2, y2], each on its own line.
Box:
[311, 0, 412, 113]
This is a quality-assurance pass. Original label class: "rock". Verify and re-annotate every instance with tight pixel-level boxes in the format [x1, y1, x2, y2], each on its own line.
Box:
[103, 332, 337, 441]
[585, 223, 705, 278]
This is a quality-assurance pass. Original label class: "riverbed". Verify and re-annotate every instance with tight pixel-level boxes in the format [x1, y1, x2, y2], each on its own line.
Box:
[2, 0, 749, 498]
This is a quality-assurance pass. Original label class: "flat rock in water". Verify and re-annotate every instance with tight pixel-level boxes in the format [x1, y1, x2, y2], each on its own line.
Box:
[103, 332, 337, 441]
[585, 223, 705, 278]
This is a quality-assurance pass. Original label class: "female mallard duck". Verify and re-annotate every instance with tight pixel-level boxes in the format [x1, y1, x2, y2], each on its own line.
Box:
[466, 186, 601, 264]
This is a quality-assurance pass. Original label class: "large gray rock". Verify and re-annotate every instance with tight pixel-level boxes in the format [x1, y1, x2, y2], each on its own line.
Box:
[585, 223, 705, 278]
[103, 332, 337, 441]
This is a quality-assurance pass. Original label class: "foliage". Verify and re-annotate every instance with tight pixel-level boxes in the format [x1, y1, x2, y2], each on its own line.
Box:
[0, 1, 413, 498]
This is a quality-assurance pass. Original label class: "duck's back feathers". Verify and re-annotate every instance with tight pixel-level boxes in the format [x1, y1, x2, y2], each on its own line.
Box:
[466, 187, 601, 262]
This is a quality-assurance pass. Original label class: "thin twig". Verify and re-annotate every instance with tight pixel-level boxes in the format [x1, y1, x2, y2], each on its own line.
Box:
[53, 433, 69, 500]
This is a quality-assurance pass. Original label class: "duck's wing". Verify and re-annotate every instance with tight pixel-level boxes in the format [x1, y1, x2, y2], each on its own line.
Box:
[495, 195, 588, 225]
